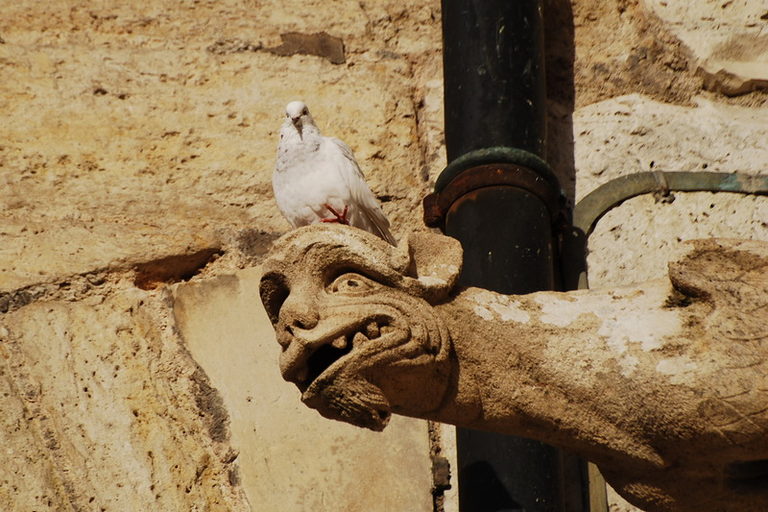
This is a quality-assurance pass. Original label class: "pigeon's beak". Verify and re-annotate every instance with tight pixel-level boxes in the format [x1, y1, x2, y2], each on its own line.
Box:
[291, 116, 303, 138]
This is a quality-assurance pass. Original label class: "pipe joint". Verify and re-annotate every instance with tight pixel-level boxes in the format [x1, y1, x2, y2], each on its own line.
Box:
[424, 147, 566, 230]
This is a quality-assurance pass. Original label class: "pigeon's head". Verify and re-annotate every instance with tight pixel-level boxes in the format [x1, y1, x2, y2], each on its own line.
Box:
[285, 101, 315, 135]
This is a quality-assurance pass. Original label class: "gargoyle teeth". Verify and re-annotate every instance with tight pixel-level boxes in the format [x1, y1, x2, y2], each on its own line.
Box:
[353, 332, 369, 346]
[365, 321, 380, 339]
[293, 320, 397, 391]
[331, 334, 347, 349]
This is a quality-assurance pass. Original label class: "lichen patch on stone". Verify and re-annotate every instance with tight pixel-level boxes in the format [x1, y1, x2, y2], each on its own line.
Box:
[469, 290, 530, 323]
[656, 356, 699, 385]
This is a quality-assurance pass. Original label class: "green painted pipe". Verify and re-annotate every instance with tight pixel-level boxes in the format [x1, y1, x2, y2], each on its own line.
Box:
[574, 171, 768, 237]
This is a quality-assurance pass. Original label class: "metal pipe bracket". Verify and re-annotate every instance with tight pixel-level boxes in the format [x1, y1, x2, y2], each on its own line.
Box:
[424, 147, 566, 230]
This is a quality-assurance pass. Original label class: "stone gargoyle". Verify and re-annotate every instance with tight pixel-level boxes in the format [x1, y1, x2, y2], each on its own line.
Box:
[259, 223, 768, 512]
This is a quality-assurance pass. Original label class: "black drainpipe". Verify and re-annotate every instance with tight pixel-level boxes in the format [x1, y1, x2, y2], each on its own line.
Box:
[424, 0, 588, 510]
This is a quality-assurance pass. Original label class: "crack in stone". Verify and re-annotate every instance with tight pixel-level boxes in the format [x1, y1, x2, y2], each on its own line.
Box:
[133, 248, 222, 290]
[0, 248, 223, 313]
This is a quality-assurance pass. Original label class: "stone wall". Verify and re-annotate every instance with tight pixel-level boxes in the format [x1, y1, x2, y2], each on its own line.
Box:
[1, 1, 766, 511]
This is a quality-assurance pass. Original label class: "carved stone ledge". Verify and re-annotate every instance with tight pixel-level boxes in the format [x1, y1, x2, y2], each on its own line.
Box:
[260, 224, 768, 512]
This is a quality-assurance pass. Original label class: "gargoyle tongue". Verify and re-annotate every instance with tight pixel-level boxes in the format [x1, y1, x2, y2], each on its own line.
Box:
[303, 373, 391, 431]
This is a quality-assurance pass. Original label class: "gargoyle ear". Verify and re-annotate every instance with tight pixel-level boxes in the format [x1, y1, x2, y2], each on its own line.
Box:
[395, 232, 463, 302]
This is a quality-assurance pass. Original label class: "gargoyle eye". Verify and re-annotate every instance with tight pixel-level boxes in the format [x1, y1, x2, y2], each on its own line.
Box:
[328, 272, 374, 294]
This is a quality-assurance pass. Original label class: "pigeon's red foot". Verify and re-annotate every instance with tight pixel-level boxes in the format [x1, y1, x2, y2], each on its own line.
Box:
[321, 204, 350, 225]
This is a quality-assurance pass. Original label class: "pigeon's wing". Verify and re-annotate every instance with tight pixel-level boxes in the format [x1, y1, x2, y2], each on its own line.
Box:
[329, 137, 397, 245]
[329, 137, 365, 179]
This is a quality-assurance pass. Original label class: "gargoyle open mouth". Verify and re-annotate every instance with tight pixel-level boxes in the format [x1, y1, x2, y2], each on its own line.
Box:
[287, 317, 399, 394]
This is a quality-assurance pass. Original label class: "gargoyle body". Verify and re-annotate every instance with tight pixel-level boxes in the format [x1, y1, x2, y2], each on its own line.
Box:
[260, 224, 768, 512]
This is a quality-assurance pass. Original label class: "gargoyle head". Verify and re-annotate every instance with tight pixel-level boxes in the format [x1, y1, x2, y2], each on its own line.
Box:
[260, 224, 462, 430]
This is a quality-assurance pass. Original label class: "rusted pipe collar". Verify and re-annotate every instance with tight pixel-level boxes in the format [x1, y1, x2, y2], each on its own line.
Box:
[424, 163, 565, 229]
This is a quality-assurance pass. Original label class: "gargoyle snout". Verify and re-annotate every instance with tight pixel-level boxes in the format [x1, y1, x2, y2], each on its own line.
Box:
[278, 296, 319, 344]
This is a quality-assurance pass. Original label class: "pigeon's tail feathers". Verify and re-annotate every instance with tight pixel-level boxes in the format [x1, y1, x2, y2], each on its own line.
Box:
[328, 136, 397, 245]
[366, 211, 397, 246]
[349, 199, 396, 245]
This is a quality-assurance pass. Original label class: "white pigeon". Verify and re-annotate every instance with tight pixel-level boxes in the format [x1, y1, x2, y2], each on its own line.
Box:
[273, 100, 396, 245]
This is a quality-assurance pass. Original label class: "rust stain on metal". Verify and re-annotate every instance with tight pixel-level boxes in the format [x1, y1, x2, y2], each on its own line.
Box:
[423, 163, 562, 228]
